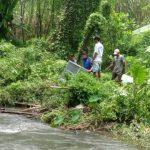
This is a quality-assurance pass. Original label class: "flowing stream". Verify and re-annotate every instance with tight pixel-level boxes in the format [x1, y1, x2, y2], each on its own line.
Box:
[0, 113, 139, 150]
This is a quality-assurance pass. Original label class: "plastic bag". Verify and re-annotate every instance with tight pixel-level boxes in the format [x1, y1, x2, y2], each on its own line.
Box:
[121, 74, 133, 83]
[148, 79, 150, 85]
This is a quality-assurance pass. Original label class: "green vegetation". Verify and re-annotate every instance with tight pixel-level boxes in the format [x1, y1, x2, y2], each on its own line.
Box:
[0, 40, 67, 107]
[0, 0, 150, 149]
[0, 0, 19, 38]
[51, 0, 100, 56]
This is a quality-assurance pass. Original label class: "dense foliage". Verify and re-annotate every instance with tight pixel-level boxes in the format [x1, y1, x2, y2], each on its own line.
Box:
[0, 40, 67, 107]
[0, 40, 149, 126]
[0, 0, 150, 148]
[50, 0, 101, 57]
[0, 0, 19, 38]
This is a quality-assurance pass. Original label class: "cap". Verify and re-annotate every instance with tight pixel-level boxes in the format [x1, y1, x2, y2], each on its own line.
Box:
[114, 49, 120, 55]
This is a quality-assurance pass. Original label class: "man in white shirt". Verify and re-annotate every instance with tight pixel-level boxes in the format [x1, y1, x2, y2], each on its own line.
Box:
[92, 35, 104, 80]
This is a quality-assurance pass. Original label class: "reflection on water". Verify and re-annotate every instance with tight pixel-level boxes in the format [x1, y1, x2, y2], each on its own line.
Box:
[0, 113, 139, 150]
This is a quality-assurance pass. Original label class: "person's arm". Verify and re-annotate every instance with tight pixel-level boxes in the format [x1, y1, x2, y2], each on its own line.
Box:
[122, 56, 126, 74]
[93, 44, 98, 62]
[106, 61, 115, 71]
[93, 52, 98, 61]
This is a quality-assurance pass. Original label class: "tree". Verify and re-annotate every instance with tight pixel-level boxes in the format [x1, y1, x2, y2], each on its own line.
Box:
[13, 0, 64, 40]
[115, 0, 150, 25]
[51, 0, 101, 57]
[79, 13, 106, 51]
[0, 0, 19, 39]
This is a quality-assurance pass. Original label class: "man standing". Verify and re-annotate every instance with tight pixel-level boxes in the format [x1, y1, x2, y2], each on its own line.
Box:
[93, 35, 104, 79]
[108, 49, 126, 83]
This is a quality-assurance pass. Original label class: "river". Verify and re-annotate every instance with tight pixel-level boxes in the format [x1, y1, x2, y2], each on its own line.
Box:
[0, 113, 139, 150]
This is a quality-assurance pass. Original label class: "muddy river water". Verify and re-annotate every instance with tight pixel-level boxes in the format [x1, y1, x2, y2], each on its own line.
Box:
[0, 113, 139, 150]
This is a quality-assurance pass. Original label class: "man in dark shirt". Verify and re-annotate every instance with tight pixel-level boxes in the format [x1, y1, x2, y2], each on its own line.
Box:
[82, 51, 92, 71]
[107, 49, 126, 83]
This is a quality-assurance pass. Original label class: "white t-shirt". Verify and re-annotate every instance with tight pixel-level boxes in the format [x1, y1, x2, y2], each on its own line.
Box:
[93, 42, 104, 63]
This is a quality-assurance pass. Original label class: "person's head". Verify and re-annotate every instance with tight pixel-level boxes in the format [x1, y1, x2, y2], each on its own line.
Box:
[94, 35, 101, 43]
[113, 49, 120, 56]
[69, 54, 75, 61]
[81, 50, 88, 59]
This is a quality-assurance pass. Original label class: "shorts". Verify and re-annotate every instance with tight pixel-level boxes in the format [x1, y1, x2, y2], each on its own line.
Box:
[92, 62, 101, 73]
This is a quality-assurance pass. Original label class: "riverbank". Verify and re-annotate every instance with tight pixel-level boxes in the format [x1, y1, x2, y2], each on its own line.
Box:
[1, 106, 149, 150]
[41, 107, 150, 150]
[0, 104, 45, 119]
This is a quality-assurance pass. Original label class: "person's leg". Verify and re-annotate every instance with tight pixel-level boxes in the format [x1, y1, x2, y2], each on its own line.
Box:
[93, 71, 100, 80]
[95, 72, 100, 80]
[112, 73, 122, 85]
[93, 62, 101, 80]
[112, 72, 117, 80]
[98, 72, 101, 79]
[117, 73, 122, 83]
[98, 63, 101, 79]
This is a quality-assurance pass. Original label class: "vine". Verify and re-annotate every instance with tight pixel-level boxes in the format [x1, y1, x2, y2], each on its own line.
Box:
[101, 0, 112, 19]
[50, 0, 101, 58]
[78, 13, 106, 53]
[0, 0, 19, 39]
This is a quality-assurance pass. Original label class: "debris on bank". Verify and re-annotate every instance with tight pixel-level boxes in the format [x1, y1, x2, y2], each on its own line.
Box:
[0, 102, 48, 119]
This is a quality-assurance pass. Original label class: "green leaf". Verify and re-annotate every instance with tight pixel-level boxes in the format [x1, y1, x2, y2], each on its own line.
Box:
[70, 110, 80, 123]
[89, 96, 101, 103]
[54, 115, 64, 126]
[131, 64, 148, 84]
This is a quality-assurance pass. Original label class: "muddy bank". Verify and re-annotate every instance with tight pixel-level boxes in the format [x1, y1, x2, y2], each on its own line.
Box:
[0, 103, 47, 119]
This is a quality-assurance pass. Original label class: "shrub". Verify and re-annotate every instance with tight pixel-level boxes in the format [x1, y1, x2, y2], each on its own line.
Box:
[0, 41, 66, 86]
[42, 108, 81, 127]
[4, 80, 69, 108]
[0, 41, 68, 109]
[0, 40, 15, 58]
[0, 89, 12, 106]
[67, 72, 102, 106]
[129, 30, 150, 59]
[67, 72, 117, 106]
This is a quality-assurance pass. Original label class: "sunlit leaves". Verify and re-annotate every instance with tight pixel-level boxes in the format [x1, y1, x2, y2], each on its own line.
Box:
[131, 63, 148, 84]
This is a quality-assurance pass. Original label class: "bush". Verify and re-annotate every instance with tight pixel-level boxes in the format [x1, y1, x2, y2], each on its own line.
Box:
[0, 41, 67, 107]
[42, 108, 81, 127]
[0, 89, 12, 106]
[0, 41, 66, 86]
[129, 31, 150, 60]
[0, 40, 15, 58]
[3, 80, 69, 108]
[66, 70, 150, 124]
[67, 72, 117, 106]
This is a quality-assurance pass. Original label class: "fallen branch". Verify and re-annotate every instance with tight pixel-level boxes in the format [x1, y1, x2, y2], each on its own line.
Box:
[21, 106, 41, 112]
[1, 110, 33, 116]
[14, 102, 36, 108]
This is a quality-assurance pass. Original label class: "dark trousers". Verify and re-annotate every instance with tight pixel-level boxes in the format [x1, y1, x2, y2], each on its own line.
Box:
[112, 72, 122, 82]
